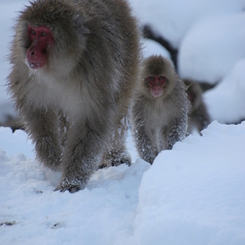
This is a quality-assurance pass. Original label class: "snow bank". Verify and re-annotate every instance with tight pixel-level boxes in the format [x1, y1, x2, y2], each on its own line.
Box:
[124, 121, 245, 245]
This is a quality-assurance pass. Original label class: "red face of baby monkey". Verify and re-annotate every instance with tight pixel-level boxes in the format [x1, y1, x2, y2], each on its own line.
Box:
[27, 26, 54, 69]
[147, 75, 166, 97]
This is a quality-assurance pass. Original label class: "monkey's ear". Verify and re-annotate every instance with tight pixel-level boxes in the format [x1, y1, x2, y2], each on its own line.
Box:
[72, 14, 90, 35]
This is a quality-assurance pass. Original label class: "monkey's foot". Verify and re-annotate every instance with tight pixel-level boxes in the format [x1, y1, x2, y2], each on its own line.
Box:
[112, 150, 131, 167]
[54, 178, 86, 193]
[111, 155, 131, 167]
[99, 151, 131, 169]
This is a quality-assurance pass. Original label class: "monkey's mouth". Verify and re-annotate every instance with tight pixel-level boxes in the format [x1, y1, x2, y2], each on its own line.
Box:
[26, 52, 46, 69]
[28, 61, 45, 69]
[150, 90, 163, 98]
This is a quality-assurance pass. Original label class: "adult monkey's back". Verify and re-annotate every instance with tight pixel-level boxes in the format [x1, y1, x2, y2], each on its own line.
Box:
[8, 0, 140, 192]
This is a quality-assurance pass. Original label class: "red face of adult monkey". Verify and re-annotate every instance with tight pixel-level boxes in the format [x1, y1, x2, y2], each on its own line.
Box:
[8, 0, 140, 192]
[26, 25, 54, 69]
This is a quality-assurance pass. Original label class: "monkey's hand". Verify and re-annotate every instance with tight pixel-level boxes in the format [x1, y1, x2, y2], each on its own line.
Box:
[54, 177, 86, 193]
[135, 127, 156, 164]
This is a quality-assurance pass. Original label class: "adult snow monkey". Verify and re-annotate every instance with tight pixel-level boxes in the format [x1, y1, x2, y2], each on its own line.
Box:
[8, 0, 141, 192]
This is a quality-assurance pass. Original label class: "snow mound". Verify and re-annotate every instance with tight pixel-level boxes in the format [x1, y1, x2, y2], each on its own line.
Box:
[179, 13, 245, 83]
[124, 121, 245, 245]
[204, 59, 245, 123]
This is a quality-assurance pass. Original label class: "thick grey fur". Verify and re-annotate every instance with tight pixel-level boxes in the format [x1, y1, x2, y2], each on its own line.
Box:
[184, 80, 211, 134]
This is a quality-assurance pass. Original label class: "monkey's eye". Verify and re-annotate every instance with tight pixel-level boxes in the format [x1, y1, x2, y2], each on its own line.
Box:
[30, 29, 36, 35]
[158, 76, 165, 81]
[41, 31, 46, 36]
[147, 76, 155, 82]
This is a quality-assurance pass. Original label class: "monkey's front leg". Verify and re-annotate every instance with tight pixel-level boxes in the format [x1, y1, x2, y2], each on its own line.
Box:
[166, 117, 187, 149]
[194, 109, 210, 132]
[56, 121, 108, 193]
[134, 124, 157, 165]
[23, 108, 62, 170]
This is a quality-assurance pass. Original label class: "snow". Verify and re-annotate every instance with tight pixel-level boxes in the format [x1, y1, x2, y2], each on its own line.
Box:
[131, 0, 245, 48]
[204, 59, 245, 123]
[1, 122, 245, 245]
[128, 122, 245, 245]
[0, 1, 27, 121]
[141, 39, 171, 60]
[131, 0, 245, 124]
[0, 127, 34, 159]
[179, 13, 245, 83]
[0, 0, 245, 244]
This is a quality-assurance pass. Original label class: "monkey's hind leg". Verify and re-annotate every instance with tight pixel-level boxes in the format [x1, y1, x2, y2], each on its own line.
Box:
[99, 117, 131, 168]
